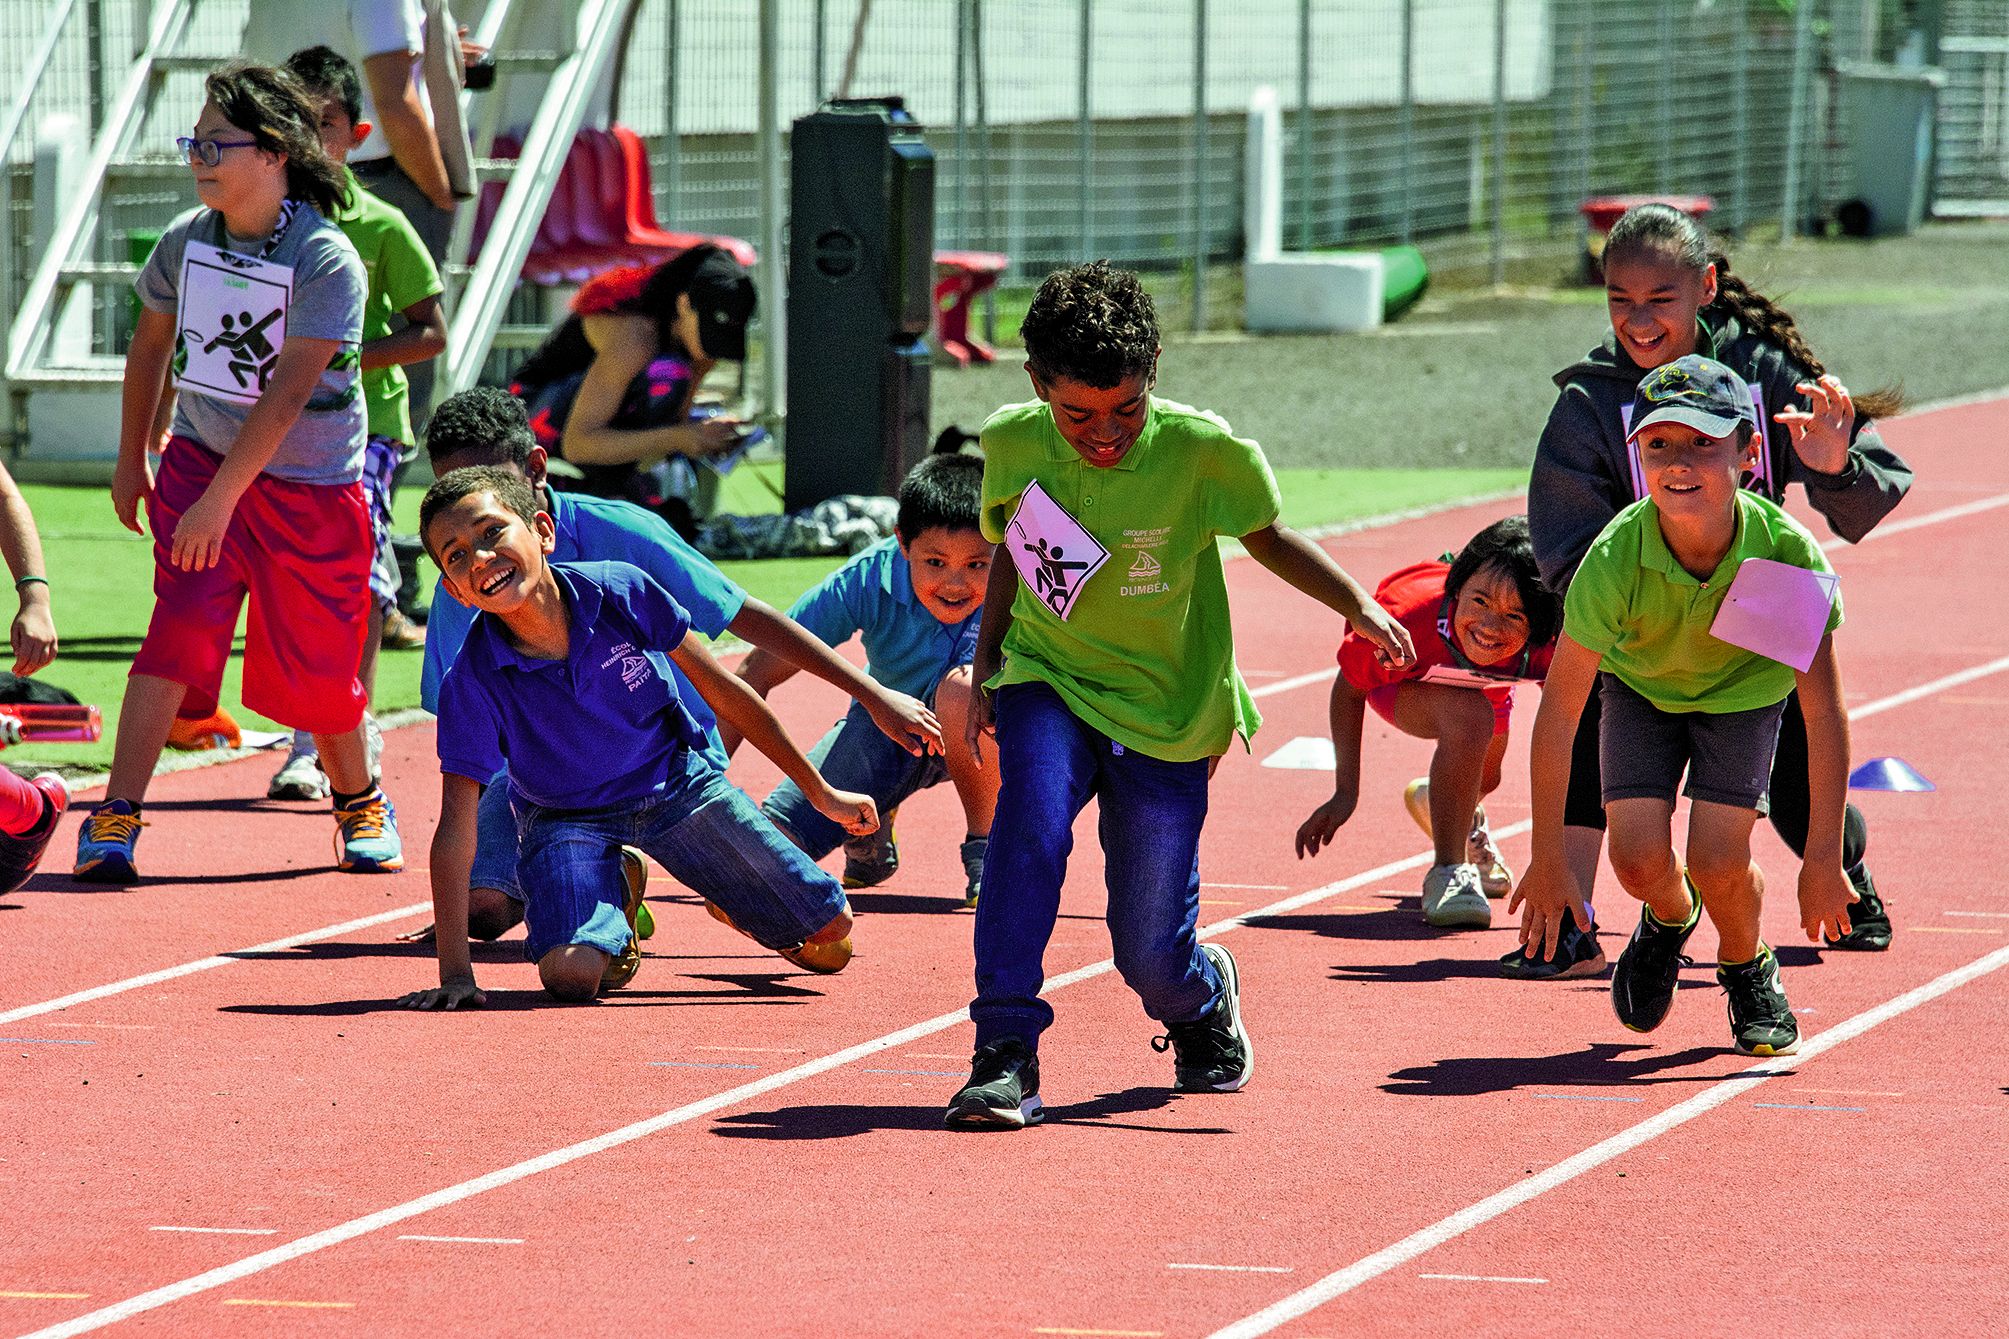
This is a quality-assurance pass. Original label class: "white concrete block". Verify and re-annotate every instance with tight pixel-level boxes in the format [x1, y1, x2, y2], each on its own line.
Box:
[1244, 253, 1385, 334]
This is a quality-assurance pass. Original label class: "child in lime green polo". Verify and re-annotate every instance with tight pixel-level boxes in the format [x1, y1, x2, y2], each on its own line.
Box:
[1514, 355, 1857, 1059]
[269, 45, 448, 801]
[944, 262, 1414, 1130]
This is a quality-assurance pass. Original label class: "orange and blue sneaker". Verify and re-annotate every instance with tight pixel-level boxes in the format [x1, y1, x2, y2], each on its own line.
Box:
[74, 798, 145, 884]
[601, 846, 648, 991]
[333, 788, 404, 873]
[0, 772, 70, 894]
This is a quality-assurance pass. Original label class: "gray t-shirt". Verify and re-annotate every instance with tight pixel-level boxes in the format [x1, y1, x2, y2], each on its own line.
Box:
[136, 204, 368, 485]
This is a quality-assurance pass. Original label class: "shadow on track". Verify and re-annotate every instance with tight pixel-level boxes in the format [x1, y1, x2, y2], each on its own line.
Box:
[711, 1086, 1230, 1140]
[1382, 1042, 1760, 1096]
[1245, 904, 1441, 942]
[220, 972, 829, 1015]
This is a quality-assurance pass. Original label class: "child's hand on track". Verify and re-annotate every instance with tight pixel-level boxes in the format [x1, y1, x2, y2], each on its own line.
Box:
[1797, 861, 1859, 943]
[169, 490, 234, 571]
[112, 453, 156, 536]
[11, 602, 56, 676]
[1350, 603, 1416, 670]
[1294, 789, 1359, 859]
[815, 786, 880, 837]
[395, 923, 438, 944]
[867, 688, 942, 757]
[1774, 374, 1856, 475]
[398, 975, 486, 1011]
[1509, 855, 1590, 962]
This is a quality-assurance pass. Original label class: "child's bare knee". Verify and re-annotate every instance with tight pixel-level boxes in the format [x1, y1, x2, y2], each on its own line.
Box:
[1607, 836, 1674, 891]
[934, 666, 974, 725]
[1684, 850, 1753, 894]
[537, 946, 605, 1002]
[467, 888, 522, 941]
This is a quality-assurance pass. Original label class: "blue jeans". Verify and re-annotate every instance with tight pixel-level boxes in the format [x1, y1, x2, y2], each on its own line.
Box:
[763, 699, 950, 858]
[970, 681, 1220, 1049]
[511, 748, 847, 962]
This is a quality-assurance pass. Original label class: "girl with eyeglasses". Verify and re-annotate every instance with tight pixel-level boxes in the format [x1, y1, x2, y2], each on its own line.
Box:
[74, 63, 404, 884]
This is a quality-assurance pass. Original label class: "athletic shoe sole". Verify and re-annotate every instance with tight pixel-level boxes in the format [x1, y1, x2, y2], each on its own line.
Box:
[1423, 897, 1493, 929]
[944, 1094, 1044, 1129]
[1734, 1034, 1801, 1058]
[1499, 943, 1609, 981]
[73, 854, 139, 884]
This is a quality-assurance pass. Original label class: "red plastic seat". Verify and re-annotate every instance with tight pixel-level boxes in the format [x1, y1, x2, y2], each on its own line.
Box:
[933, 249, 1009, 367]
[1577, 193, 1714, 236]
[611, 125, 760, 268]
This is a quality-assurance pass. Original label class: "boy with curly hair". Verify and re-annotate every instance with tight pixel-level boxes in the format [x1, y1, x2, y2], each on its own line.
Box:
[945, 262, 1414, 1128]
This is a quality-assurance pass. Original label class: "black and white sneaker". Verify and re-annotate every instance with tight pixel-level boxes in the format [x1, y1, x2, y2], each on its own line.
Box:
[945, 1038, 1043, 1130]
[1498, 917, 1607, 981]
[1611, 883, 1702, 1033]
[1719, 945, 1800, 1056]
[1153, 943, 1253, 1092]
[1824, 864, 1891, 952]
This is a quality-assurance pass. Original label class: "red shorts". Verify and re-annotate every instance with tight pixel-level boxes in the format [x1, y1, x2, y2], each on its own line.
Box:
[134, 437, 371, 735]
[1366, 681, 1516, 737]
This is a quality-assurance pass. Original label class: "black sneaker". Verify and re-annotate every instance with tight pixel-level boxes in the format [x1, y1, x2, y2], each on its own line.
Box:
[1611, 884, 1702, 1033]
[1718, 945, 1799, 1056]
[1823, 864, 1891, 952]
[1152, 943, 1253, 1092]
[1498, 918, 1608, 981]
[945, 1038, 1043, 1129]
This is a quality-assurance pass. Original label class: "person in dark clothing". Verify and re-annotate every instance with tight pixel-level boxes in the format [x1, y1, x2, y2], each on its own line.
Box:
[1515, 203, 1911, 979]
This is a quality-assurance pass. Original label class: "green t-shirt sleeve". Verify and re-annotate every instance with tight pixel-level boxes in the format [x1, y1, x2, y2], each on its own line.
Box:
[376, 211, 444, 312]
[1561, 540, 1626, 655]
[1205, 426, 1283, 539]
[978, 410, 1039, 544]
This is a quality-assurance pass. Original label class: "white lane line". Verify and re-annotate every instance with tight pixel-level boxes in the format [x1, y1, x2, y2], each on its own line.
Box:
[147, 1228, 276, 1237]
[1206, 942, 2009, 1339]
[1848, 655, 2009, 722]
[395, 1235, 523, 1245]
[1753, 1102, 1863, 1112]
[1248, 667, 1336, 700]
[1530, 1093, 1642, 1103]
[13, 842, 1479, 1339]
[1832, 491, 2009, 548]
[1947, 911, 2009, 919]
[20, 651, 2002, 1338]
[1418, 1274, 1547, 1285]
[1168, 1264, 1295, 1274]
[0, 903, 431, 1027]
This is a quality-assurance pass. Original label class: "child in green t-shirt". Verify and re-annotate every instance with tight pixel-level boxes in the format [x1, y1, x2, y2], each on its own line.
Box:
[268, 45, 448, 802]
[1515, 355, 1857, 1058]
[945, 262, 1413, 1129]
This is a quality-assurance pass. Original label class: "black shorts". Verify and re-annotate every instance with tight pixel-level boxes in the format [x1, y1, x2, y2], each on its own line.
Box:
[1597, 673, 1788, 814]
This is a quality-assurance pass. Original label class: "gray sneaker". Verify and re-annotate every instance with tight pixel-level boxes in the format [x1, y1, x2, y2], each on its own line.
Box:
[268, 733, 330, 801]
[841, 812, 899, 889]
[959, 835, 987, 908]
[1421, 862, 1492, 928]
[365, 713, 384, 776]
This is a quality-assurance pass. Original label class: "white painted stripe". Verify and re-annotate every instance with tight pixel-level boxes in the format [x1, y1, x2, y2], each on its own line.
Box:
[0, 903, 431, 1027]
[1947, 911, 2009, 919]
[1418, 1274, 1547, 1285]
[147, 1227, 276, 1237]
[395, 1235, 523, 1245]
[1168, 1264, 1295, 1274]
[1207, 943, 2009, 1339]
[1834, 491, 2009, 548]
[1203, 883, 1289, 891]
[1848, 655, 2009, 722]
[1248, 666, 1336, 700]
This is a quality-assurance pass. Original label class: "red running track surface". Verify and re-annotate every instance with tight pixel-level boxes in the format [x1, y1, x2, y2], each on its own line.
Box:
[5, 397, 2008, 1338]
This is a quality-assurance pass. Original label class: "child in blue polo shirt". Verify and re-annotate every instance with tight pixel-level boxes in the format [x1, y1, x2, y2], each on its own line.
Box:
[725, 443, 996, 906]
[402, 467, 876, 1009]
[1515, 356, 1857, 1058]
[401, 388, 939, 947]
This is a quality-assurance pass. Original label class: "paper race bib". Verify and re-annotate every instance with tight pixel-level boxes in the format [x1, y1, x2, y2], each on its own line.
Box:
[1709, 557, 1838, 672]
[1418, 663, 1522, 690]
[1005, 481, 1108, 620]
[177, 241, 292, 406]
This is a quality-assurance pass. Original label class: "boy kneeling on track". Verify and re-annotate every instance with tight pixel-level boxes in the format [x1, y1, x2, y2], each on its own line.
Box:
[401, 468, 876, 1010]
[1515, 356, 1857, 1057]
[1295, 516, 1568, 946]
[946, 261, 1413, 1129]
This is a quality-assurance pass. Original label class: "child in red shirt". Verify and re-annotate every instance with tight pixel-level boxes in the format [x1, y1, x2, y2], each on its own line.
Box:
[1296, 516, 1562, 939]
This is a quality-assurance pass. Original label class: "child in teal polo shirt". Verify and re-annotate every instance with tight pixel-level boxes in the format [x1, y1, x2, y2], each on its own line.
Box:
[1514, 355, 1858, 1058]
[945, 262, 1414, 1129]
[728, 444, 998, 907]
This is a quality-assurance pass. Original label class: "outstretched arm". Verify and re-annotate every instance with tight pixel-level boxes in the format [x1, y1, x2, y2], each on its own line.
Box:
[1295, 677, 1368, 858]
[1510, 634, 1600, 960]
[0, 462, 55, 675]
[727, 598, 940, 756]
[399, 773, 486, 1010]
[965, 544, 1017, 766]
[1793, 634, 1857, 942]
[1240, 523, 1414, 668]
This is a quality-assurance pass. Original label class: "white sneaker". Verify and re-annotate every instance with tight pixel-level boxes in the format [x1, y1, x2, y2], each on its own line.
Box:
[1467, 808, 1515, 900]
[365, 714, 384, 776]
[268, 732, 330, 801]
[1421, 862, 1492, 929]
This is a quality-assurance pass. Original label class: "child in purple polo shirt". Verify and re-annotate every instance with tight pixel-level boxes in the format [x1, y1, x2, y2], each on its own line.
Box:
[401, 468, 875, 1009]
[725, 444, 997, 907]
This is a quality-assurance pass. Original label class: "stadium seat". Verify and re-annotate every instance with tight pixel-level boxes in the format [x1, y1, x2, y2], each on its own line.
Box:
[933, 250, 1009, 367]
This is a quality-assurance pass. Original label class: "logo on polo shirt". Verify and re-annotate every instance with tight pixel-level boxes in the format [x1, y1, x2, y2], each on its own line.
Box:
[601, 641, 656, 693]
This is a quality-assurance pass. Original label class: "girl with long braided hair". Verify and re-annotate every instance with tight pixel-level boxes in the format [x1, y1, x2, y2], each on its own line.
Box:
[1513, 203, 1912, 981]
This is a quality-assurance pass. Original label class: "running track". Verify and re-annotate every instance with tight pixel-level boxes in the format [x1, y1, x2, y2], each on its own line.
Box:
[5, 395, 2008, 1338]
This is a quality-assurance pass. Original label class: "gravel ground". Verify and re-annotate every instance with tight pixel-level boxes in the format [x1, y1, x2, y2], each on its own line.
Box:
[929, 222, 2009, 471]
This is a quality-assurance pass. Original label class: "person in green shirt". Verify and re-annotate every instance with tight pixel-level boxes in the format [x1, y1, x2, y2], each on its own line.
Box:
[270, 45, 447, 802]
[1515, 356, 1857, 1059]
[944, 262, 1413, 1130]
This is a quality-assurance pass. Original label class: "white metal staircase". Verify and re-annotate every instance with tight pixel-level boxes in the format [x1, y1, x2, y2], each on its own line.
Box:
[2, 0, 638, 457]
